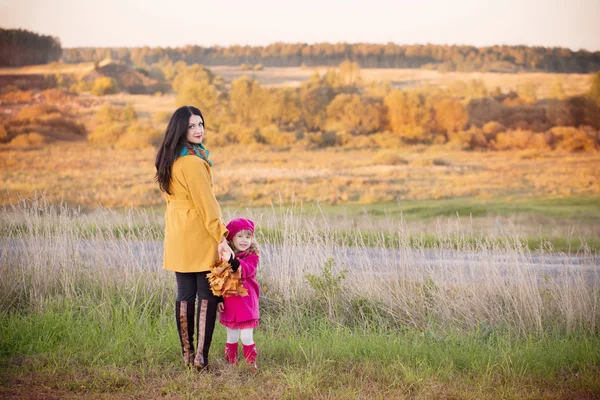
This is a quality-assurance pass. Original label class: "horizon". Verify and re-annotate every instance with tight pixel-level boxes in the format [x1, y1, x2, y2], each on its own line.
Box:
[0, 0, 599, 52]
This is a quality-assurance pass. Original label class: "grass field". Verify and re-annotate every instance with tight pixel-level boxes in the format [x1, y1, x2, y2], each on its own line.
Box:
[0, 62, 592, 97]
[1, 199, 599, 399]
[209, 65, 593, 95]
[1, 62, 599, 397]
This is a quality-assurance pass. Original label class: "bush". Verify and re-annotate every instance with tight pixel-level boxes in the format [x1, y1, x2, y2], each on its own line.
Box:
[16, 104, 56, 121]
[550, 126, 597, 152]
[114, 123, 161, 149]
[87, 123, 126, 146]
[9, 132, 45, 146]
[305, 258, 347, 321]
[69, 80, 92, 94]
[432, 158, 451, 166]
[260, 124, 295, 146]
[0, 90, 34, 104]
[370, 132, 405, 149]
[493, 129, 553, 151]
[253, 64, 264, 71]
[91, 77, 118, 96]
[41, 89, 71, 104]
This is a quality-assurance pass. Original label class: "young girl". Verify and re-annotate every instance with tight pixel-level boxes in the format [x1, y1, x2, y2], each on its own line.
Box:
[219, 218, 260, 369]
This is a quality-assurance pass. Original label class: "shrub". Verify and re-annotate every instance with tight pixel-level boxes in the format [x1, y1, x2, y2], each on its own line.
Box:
[432, 158, 451, 166]
[260, 124, 295, 146]
[0, 90, 34, 104]
[550, 126, 597, 152]
[41, 89, 71, 104]
[253, 64, 264, 71]
[69, 80, 92, 94]
[305, 258, 347, 321]
[16, 104, 56, 121]
[91, 77, 118, 96]
[87, 123, 126, 146]
[121, 104, 138, 122]
[114, 123, 161, 149]
[9, 132, 45, 147]
[494, 129, 536, 150]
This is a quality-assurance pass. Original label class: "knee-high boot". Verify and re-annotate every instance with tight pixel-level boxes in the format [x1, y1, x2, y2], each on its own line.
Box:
[175, 300, 195, 366]
[243, 344, 258, 370]
[193, 299, 217, 370]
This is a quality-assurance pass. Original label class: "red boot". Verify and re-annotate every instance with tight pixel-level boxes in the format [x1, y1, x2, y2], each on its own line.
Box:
[224, 342, 239, 365]
[242, 344, 258, 370]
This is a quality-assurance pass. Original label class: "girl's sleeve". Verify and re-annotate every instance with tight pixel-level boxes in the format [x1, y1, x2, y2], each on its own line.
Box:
[240, 253, 259, 279]
[180, 156, 228, 244]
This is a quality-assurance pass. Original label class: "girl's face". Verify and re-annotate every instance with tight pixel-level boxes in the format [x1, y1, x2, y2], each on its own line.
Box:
[232, 230, 253, 252]
[186, 114, 204, 144]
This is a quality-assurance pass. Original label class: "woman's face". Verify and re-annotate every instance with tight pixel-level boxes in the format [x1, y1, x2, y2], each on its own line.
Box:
[186, 114, 204, 144]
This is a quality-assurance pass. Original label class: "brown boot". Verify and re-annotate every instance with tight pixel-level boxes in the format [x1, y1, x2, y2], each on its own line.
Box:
[175, 300, 195, 367]
[193, 299, 217, 371]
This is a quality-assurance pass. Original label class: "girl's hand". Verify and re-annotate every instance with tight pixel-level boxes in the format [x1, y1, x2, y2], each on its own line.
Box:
[217, 303, 224, 313]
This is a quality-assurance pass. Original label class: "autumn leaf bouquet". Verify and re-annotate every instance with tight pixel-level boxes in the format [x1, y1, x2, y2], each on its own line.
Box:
[207, 258, 249, 297]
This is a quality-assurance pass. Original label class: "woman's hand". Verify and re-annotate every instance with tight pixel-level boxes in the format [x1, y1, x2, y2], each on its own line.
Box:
[218, 237, 234, 261]
[217, 303, 224, 313]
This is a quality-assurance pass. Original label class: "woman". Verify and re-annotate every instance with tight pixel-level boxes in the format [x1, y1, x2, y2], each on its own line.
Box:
[155, 105, 234, 371]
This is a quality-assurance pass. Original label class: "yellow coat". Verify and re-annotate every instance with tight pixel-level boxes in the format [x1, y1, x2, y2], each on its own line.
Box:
[163, 155, 228, 273]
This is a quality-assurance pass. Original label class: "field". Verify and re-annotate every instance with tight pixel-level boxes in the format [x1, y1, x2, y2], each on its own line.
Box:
[1, 198, 599, 399]
[1, 62, 600, 398]
[0, 62, 593, 96]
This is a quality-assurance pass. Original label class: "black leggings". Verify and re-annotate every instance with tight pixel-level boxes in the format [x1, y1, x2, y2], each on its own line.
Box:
[175, 271, 219, 302]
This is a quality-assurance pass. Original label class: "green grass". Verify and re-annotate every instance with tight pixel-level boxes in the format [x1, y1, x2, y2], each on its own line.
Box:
[290, 196, 600, 220]
[2, 301, 599, 399]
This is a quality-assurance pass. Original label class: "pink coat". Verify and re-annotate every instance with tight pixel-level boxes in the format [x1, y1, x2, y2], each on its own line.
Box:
[219, 252, 260, 324]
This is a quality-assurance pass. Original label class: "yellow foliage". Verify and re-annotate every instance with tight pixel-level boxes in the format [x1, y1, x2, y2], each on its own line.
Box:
[207, 258, 248, 297]
[9, 132, 45, 147]
[92, 77, 119, 96]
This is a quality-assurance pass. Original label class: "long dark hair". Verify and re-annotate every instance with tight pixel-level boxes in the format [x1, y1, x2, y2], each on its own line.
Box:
[155, 106, 204, 194]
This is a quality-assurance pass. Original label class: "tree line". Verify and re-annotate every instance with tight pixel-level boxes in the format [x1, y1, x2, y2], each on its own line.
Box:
[83, 61, 599, 152]
[0, 28, 62, 67]
[63, 42, 600, 73]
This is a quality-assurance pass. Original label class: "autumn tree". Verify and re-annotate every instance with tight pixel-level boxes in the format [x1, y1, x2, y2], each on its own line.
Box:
[384, 91, 435, 142]
[299, 71, 337, 131]
[434, 98, 469, 138]
[228, 76, 270, 127]
[326, 94, 383, 134]
[0, 28, 61, 66]
[338, 60, 361, 86]
[174, 65, 227, 127]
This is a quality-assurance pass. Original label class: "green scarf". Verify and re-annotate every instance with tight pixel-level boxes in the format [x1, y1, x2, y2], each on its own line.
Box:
[178, 143, 212, 166]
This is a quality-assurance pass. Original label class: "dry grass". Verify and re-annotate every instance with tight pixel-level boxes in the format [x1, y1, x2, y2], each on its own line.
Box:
[2, 63, 590, 98]
[209, 65, 592, 96]
[1, 143, 598, 209]
[1, 195, 599, 399]
[0, 62, 96, 76]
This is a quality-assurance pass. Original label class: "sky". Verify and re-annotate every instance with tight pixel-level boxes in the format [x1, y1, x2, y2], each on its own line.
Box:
[0, 0, 598, 51]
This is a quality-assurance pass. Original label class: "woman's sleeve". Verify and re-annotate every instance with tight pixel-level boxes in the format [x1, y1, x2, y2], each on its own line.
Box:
[240, 253, 259, 279]
[180, 157, 228, 244]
